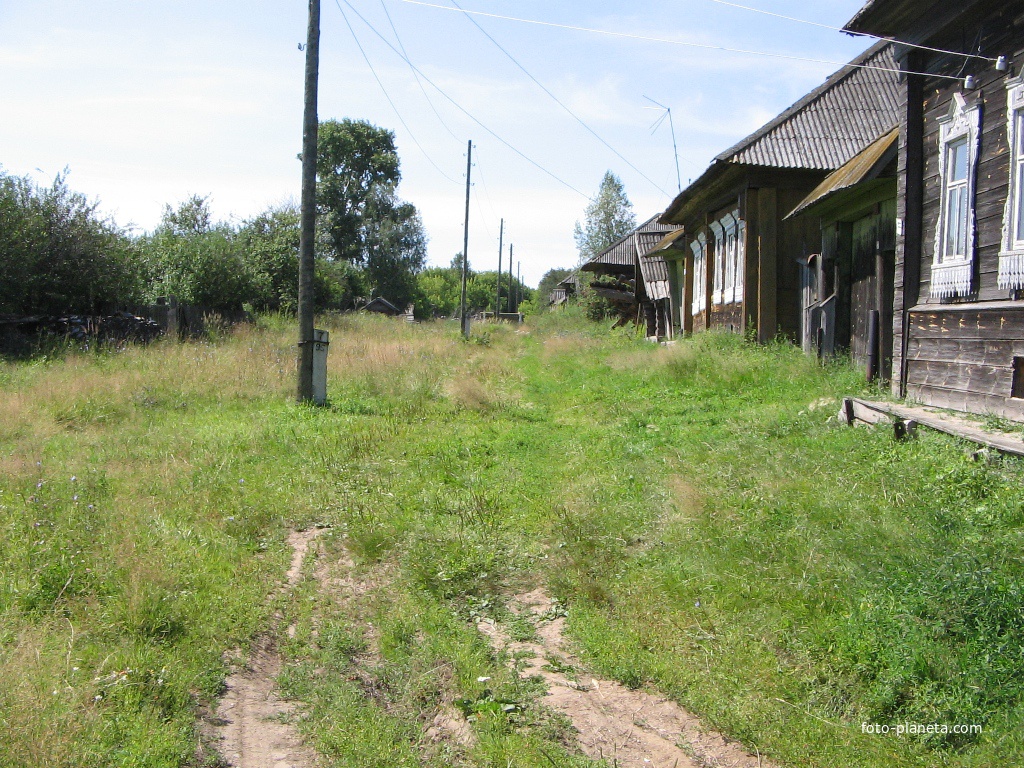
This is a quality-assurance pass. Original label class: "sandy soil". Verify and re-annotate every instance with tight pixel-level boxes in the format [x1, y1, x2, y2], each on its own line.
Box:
[203, 529, 323, 768]
[478, 588, 775, 768]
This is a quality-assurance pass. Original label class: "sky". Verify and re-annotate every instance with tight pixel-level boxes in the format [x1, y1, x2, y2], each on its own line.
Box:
[0, 0, 877, 287]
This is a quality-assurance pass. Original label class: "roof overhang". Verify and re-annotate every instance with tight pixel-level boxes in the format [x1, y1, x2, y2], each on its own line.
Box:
[659, 162, 746, 226]
[844, 0, 983, 40]
[786, 127, 898, 219]
[643, 228, 688, 262]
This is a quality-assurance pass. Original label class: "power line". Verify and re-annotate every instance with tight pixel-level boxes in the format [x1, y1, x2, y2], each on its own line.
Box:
[336, 1, 461, 184]
[335, 0, 589, 197]
[701, 0, 1000, 63]
[379, 0, 464, 143]
[397, 0, 973, 83]
[472, 151, 503, 225]
[447, 0, 671, 198]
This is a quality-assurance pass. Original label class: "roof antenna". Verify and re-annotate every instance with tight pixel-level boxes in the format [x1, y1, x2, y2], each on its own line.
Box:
[643, 96, 682, 194]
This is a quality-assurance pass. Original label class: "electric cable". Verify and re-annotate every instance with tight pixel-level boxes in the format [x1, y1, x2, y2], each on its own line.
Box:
[336, 2, 462, 184]
[447, 0, 671, 197]
[379, 0, 464, 142]
[397, 0, 973, 83]
[701, 0, 999, 63]
[334, 0, 589, 198]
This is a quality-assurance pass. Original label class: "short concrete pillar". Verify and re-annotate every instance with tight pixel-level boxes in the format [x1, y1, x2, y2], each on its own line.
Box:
[312, 329, 329, 405]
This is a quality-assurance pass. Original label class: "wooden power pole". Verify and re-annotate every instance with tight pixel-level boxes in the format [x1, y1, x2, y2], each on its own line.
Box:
[495, 218, 504, 319]
[517, 261, 521, 312]
[459, 140, 472, 339]
[506, 243, 513, 313]
[296, 0, 321, 402]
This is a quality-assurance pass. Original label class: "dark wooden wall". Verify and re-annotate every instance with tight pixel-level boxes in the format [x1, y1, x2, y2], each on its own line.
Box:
[906, 306, 1024, 419]
[894, 0, 1024, 418]
[709, 302, 744, 332]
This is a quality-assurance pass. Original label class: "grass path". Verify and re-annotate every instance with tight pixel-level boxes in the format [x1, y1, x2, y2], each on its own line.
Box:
[2, 313, 1023, 767]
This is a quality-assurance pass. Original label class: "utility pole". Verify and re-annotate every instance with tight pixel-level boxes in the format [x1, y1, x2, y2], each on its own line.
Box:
[495, 218, 504, 320]
[296, 0, 321, 403]
[516, 261, 521, 313]
[459, 140, 472, 339]
[506, 243, 513, 313]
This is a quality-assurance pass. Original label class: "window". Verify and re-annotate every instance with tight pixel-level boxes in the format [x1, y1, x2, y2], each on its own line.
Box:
[931, 93, 980, 298]
[690, 232, 707, 316]
[1014, 357, 1024, 399]
[942, 138, 969, 261]
[709, 209, 741, 305]
[709, 220, 725, 305]
[1000, 75, 1024, 290]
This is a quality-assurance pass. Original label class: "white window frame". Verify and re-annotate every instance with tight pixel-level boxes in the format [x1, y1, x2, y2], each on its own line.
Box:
[1000, 73, 1024, 290]
[931, 92, 981, 298]
[690, 231, 707, 316]
[709, 219, 725, 305]
[734, 218, 746, 304]
[719, 211, 740, 304]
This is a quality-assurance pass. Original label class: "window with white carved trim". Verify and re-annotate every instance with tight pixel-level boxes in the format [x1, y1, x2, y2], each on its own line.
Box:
[720, 211, 741, 304]
[690, 232, 707, 316]
[1000, 75, 1024, 290]
[709, 219, 724, 305]
[733, 219, 746, 304]
[931, 93, 979, 299]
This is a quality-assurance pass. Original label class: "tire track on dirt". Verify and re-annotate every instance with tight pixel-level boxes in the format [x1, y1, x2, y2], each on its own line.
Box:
[203, 529, 324, 768]
[478, 588, 774, 768]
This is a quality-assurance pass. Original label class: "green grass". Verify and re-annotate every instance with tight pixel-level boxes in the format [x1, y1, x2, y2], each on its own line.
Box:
[1, 313, 1022, 767]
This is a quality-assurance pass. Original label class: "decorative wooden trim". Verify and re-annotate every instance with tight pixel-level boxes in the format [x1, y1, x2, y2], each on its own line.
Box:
[931, 92, 981, 298]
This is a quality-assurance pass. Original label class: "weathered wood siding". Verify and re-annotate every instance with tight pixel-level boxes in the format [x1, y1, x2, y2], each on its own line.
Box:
[894, 2, 1024, 418]
[906, 306, 1024, 419]
[708, 302, 744, 332]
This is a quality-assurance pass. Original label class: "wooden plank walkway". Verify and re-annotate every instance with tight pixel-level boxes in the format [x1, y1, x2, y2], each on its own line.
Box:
[840, 397, 1024, 458]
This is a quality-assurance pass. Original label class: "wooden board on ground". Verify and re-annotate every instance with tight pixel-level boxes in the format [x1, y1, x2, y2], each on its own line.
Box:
[840, 397, 1024, 457]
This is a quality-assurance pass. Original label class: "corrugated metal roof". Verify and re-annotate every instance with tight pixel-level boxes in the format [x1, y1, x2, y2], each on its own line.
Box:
[582, 215, 675, 272]
[844, 0, 980, 38]
[661, 41, 899, 224]
[718, 43, 898, 171]
[637, 250, 671, 301]
[787, 127, 898, 218]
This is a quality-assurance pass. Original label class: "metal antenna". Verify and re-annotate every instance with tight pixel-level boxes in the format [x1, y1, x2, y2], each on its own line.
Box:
[643, 95, 681, 194]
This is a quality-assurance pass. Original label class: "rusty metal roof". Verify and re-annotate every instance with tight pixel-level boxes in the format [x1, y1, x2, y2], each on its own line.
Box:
[787, 127, 898, 218]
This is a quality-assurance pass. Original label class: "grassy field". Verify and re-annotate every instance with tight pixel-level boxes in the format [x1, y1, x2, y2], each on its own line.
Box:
[1, 312, 1023, 767]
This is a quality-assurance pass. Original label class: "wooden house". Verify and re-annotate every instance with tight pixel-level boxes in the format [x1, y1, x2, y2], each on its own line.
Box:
[580, 215, 677, 333]
[785, 128, 899, 379]
[657, 42, 900, 343]
[549, 273, 580, 307]
[846, 0, 1024, 419]
[362, 297, 402, 316]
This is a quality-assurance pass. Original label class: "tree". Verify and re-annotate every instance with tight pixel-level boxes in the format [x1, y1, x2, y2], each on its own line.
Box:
[141, 196, 256, 311]
[0, 169, 143, 316]
[415, 261, 533, 319]
[364, 201, 427, 310]
[238, 203, 302, 313]
[315, 119, 401, 264]
[572, 171, 636, 266]
[314, 118, 428, 309]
